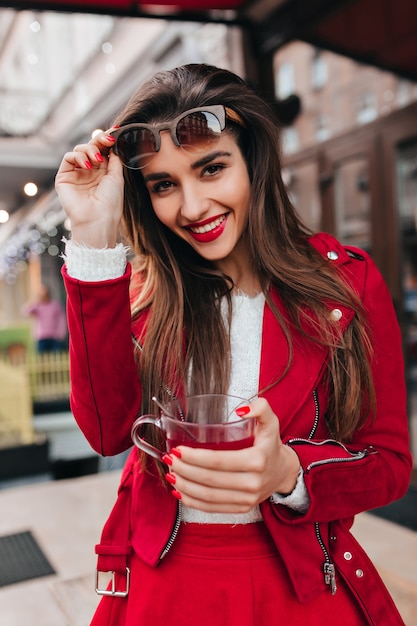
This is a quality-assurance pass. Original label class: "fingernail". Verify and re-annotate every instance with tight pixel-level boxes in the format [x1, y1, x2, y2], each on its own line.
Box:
[165, 473, 176, 485]
[95, 152, 104, 162]
[235, 406, 250, 417]
[171, 448, 182, 458]
[162, 454, 172, 466]
[172, 490, 182, 500]
[84, 160, 93, 169]
[112, 124, 120, 129]
[105, 135, 116, 142]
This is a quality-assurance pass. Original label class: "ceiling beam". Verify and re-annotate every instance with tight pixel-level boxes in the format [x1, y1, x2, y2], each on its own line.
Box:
[0, 0, 247, 25]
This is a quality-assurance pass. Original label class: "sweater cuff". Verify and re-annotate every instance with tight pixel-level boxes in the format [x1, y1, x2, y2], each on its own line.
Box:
[269, 467, 310, 514]
[62, 238, 128, 281]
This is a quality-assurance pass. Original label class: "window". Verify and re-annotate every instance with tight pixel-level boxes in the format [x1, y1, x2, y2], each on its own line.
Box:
[276, 62, 295, 99]
[281, 127, 299, 154]
[283, 162, 321, 231]
[397, 79, 411, 107]
[357, 93, 377, 124]
[311, 49, 327, 89]
[334, 157, 371, 251]
[315, 114, 331, 142]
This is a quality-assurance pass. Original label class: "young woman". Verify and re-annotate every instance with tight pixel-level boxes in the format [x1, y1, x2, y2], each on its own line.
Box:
[55, 64, 412, 625]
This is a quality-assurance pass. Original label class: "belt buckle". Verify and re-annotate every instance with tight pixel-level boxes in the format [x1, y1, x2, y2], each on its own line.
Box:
[95, 567, 130, 597]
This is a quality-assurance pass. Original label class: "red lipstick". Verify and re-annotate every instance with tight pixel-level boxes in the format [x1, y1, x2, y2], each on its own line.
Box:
[185, 213, 228, 243]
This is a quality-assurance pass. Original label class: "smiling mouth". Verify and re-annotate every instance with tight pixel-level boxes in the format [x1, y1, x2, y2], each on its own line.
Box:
[188, 214, 227, 234]
[185, 213, 229, 244]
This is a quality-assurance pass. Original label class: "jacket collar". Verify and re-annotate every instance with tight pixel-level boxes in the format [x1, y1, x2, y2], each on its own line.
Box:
[260, 234, 356, 430]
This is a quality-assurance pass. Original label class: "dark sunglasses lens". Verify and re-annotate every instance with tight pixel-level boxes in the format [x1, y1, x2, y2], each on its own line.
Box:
[176, 111, 222, 152]
[117, 128, 157, 169]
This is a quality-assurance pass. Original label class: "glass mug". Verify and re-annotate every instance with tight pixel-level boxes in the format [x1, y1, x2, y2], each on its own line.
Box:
[131, 394, 255, 460]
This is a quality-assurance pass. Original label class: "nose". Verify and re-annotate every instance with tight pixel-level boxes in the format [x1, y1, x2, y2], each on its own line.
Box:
[180, 181, 210, 223]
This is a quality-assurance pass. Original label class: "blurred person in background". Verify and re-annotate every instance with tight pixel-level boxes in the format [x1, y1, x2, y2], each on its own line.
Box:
[23, 284, 67, 353]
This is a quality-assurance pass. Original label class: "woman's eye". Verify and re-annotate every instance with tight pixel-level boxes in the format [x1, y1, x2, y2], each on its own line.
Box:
[152, 180, 174, 193]
[203, 163, 224, 176]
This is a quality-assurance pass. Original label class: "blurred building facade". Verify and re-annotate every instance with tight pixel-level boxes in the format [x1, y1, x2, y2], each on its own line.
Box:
[273, 41, 417, 476]
[275, 41, 417, 156]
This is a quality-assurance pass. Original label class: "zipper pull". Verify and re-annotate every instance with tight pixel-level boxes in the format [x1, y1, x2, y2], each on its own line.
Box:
[323, 562, 337, 595]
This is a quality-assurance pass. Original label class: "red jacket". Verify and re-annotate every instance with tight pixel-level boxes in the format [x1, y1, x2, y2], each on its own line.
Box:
[63, 232, 412, 625]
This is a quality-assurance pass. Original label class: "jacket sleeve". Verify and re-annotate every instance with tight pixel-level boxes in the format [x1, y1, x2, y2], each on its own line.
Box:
[271, 250, 412, 524]
[62, 263, 142, 456]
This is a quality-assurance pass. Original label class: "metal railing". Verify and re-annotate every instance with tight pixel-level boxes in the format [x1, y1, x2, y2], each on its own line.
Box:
[0, 350, 70, 447]
[0, 361, 33, 447]
[0, 350, 70, 402]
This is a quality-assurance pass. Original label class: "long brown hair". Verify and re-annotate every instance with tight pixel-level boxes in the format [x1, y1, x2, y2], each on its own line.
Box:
[113, 63, 375, 447]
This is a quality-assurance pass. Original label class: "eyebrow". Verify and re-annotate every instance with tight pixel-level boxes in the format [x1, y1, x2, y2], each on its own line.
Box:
[191, 151, 232, 169]
[142, 150, 232, 183]
[143, 171, 170, 183]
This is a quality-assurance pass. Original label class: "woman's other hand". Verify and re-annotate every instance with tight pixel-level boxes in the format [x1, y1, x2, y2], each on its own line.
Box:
[163, 397, 301, 513]
[55, 130, 124, 248]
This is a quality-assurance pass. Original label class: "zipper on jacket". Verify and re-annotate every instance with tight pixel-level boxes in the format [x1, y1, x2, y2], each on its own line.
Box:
[294, 440, 368, 594]
[288, 437, 369, 467]
[306, 449, 368, 471]
[131, 333, 185, 559]
[315, 521, 337, 594]
[159, 500, 182, 560]
[311, 393, 336, 594]
[293, 393, 366, 595]
[308, 389, 320, 439]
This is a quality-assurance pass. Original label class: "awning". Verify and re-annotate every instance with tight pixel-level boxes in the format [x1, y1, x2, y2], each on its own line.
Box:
[1, 0, 416, 81]
[0, 0, 247, 18]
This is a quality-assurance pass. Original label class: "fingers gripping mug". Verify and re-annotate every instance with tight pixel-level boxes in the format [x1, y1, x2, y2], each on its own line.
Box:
[131, 394, 255, 460]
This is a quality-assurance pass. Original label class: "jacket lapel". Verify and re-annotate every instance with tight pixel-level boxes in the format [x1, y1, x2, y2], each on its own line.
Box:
[260, 285, 354, 431]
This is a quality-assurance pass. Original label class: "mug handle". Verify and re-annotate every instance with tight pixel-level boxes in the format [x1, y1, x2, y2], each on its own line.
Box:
[131, 415, 164, 460]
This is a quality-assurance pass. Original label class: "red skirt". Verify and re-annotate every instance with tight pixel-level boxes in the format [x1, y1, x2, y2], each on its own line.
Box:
[91, 521, 367, 626]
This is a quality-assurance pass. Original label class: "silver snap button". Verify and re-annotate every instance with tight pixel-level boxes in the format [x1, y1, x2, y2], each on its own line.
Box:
[356, 569, 364, 578]
[327, 251, 339, 261]
[343, 551, 352, 561]
[330, 308, 343, 321]
[330, 535, 337, 542]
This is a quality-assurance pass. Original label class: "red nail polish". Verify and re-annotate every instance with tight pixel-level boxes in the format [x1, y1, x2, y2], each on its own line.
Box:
[105, 135, 116, 142]
[95, 152, 104, 162]
[171, 448, 182, 458]
[172, 490, 182, 500]
[235, 406, 250, 417]
[162, 454, 172, 466]
[165, 473, 176, 485]
[84, 160, 93, 169]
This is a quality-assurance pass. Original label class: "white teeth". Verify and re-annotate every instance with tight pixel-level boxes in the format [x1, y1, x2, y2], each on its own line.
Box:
[190, 214, 226, 234]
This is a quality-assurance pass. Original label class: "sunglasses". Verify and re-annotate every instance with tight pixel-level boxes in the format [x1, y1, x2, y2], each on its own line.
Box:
[110, 105, 245, 170]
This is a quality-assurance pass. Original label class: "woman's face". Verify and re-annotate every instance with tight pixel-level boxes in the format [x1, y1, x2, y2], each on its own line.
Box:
[142, 129, 251, 273]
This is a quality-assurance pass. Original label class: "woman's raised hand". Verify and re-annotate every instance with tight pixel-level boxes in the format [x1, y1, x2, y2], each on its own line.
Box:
[163, 397, 301, 514]
[55, 130, 124, 248]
